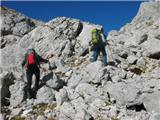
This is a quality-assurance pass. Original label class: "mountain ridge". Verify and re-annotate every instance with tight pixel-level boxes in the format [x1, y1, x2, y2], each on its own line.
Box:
[0, 2, 160, 120]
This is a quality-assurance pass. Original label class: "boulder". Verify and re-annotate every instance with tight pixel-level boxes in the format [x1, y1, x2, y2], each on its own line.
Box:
[42, 72, 64, 90]
[10, 108, 22, 119]
[127, 55, 138, 64]
[141, 38, 160, 59]
[0, 72, 15, 105]
[81, 61, 105, 84]
[36, 115, 47, 120]
[1, 6, 43, 46]
[55, 88, 68, 106]
[105, 82, 140, 106]
[67, 74, 83, 89]
[59, 102, 76, 120]
[35, 86, 56, 104]
[75, 109, 93, 120]
[9, 81, 25, 107]
[143, 91, 160, 113]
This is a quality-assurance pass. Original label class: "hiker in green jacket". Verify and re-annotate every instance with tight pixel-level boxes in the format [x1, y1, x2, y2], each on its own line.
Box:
[22, 48, 49, 99]
[90, 28, 107, 66]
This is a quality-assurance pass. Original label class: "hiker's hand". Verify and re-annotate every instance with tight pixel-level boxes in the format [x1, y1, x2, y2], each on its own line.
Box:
[46, 53, 54, 59]
[105, 41, 110, 45]
[44, 59, 49, 63]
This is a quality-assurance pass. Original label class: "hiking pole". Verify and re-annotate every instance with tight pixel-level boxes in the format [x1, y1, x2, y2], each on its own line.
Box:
[88, 45, 91, 62]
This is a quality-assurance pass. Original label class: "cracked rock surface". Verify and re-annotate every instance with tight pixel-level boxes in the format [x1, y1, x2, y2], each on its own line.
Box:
[1, 2, 160, 120]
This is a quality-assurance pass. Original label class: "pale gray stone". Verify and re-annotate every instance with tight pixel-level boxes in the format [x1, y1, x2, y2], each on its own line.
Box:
[75, 109, 93, 120]
[141, 38, 160, 59]
[143, 91, 160, 113]
[59, 102, 76, 120]
[9, 81, 25, 107]
[0, 113, 4, 120]
[36, 115, 47, 120]
[68, 74, 83, 89]
[55, 88, 68, 106]
[35, 86, 55, 104]
[43, 72, 64, 90]
[1, 2, 160, 120]
[0, 72, 15, 105]
[10, 108, 22, 119]
[137, 57, 146, 66]
[105, 82, 140, 106]
[149, 112, 160, 120]
[127, 55, 138, 64]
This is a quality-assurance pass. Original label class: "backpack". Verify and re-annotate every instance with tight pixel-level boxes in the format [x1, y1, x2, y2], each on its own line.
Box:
[91, 29, 101, 45]
[26, 49, 36, 66]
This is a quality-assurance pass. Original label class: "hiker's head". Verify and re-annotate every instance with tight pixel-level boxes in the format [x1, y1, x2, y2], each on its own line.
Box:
[92, 28, 102, 33]
[27, 48, 35, 53]
[101, 28, 104, 33]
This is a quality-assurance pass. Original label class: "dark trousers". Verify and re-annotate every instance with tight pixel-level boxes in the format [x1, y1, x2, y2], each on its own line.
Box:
[93, 46, 107, 65]
[26, 65, 40, 94]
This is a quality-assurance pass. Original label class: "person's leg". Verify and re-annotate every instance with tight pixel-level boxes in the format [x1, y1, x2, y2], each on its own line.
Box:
[92, 47, 99, 62]
[26, 70, 33, 99]
[34, 67, 40, 92]
[101, 47, 107, 65]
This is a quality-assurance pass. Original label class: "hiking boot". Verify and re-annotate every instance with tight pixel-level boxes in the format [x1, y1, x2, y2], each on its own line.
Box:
[102, 63, 107, 67]
[107, 61, 117, 66]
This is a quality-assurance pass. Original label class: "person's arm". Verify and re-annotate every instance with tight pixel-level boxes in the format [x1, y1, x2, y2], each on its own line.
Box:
[100, 33, 106, 42]
[21, 53, 27, 67]
[37, 54, 48, 63]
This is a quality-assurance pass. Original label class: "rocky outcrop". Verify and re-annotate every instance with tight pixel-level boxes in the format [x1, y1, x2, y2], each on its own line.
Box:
[0, 72, 15, 105]
[0, 6, 44, 49]
[9, 81, 26, 107]
[1, 2, 160, 120]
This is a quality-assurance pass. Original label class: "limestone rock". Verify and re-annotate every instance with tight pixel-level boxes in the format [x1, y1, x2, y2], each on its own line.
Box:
[9, 81, 25, 107]
[105, 82, 140, 106]
[35, 86, 56, 104]
[0, 72, 15, 105]
[36, 115, 47, 120]
[1, 2, 160, 120]
[55, 88, 68, 106]
[75, 109, 93, 120]
[127, 55, 138, 64]
[59, 102, 76, 120]
[143, 91, 160, 113]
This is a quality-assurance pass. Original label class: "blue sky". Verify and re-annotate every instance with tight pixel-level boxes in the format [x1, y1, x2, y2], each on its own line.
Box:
[2, 1, 142, 34]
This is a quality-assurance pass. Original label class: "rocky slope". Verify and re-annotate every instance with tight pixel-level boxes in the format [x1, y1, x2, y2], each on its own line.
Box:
[0, 2, 160, 120]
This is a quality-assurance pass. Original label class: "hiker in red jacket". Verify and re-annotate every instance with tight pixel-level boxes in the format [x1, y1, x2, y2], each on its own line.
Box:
[22, 48, 48, 99]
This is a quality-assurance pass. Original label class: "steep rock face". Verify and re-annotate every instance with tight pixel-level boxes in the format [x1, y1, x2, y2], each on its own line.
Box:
[0, 16, 102, 72]
[0, 6, 45, 73]
[0, 6, 44, 49]
[0, 72, 15, 105]
[132, 2, 160, 23]
[1, 2, 160, 120]
[107, 2, 160, 60]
